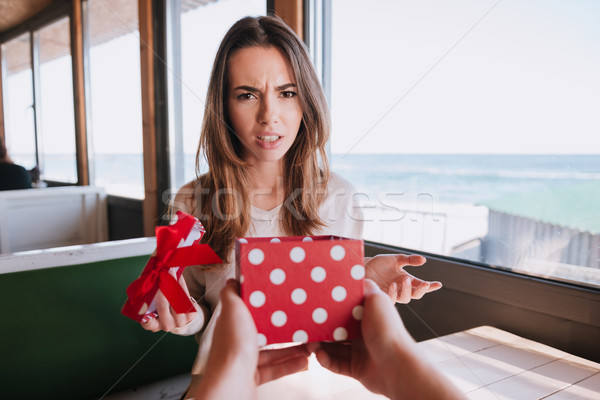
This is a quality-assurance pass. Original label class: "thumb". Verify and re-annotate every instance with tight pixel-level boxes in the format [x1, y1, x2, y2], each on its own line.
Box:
[361, 279, 411, 351]
[219, 279, 240, 307]
[363, 278, 384, 296]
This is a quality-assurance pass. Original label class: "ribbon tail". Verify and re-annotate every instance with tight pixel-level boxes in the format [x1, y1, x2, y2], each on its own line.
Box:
[125, 258, 158, 301]
[159, 271, 194, 314]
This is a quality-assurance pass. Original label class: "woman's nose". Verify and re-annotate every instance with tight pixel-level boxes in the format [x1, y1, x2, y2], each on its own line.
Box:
[258, 96, 278, 125]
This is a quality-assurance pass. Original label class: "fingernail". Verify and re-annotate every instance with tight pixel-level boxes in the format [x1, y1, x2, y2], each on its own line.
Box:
[225, 278, 240, 291]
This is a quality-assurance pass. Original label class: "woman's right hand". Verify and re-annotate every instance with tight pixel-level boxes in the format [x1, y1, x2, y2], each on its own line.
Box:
[140, 274, 200, 332]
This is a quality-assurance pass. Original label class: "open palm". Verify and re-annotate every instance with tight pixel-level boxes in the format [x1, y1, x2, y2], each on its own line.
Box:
[365, 254, 442, 303]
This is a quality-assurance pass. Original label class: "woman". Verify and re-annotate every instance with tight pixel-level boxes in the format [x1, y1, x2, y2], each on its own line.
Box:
[141, 15, 442, 387]
[0, 136, 32, 191]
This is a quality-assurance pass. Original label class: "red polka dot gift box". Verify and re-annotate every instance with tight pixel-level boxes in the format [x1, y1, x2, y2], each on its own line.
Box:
[236, 235, 365, 346]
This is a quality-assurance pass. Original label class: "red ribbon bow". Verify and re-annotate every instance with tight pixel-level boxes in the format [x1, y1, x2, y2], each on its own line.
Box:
[124, 212, 222, 318]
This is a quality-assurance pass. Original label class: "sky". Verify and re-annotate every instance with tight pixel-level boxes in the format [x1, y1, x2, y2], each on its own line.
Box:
[4, 0, 600, 157]
[329, 0, 600, 154]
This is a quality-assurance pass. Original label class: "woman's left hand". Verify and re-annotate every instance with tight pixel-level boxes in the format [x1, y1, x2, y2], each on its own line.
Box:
[364, 254, 442, 303]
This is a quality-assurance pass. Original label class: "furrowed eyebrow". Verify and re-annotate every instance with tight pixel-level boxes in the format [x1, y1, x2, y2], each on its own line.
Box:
[276, 83, 297, 91]
[231, 83, 297, 92]
[232, 85, 260, 92]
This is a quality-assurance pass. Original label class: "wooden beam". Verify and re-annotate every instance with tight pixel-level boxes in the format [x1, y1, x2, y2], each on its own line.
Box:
[273, 0, 303, 39]
[71, 0, 89, 185]
[138, 0, 158, 237]
[0, 45, 5, 146]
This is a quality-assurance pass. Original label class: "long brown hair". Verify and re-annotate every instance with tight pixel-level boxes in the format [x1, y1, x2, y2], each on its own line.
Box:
[193, 15, 331, 263]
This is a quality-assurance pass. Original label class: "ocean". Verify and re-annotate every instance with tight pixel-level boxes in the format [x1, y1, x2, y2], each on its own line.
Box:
[331, 154, 600, 205]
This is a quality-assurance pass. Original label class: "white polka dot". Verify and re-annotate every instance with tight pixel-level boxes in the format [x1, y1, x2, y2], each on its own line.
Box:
[290, 247, 306, 263]
[271, 310, 287, 327]
[249, 291, 266, 308]
[302, 237, 313, 242]
[257, 333, 267, 347]
[312, 307, 328, 324]
[250, 249, 268, 266]
[352, 305, 364, 320]
[138, 302, 148, 315]
[311, 266, 326, 283]
[248, 249, 265, 265]
[291, 288, 307, 304]
[240, 275, 244, 284]
[331, 286, 347, 302]
[351, 264, 365, 280]
[333, 327, 348, 341]
[170, 214, 179, 225]
[270, 268, 286, 285]
[293, 330, 308, 343]
[238, 238, 248, 244]
[270, 238, 281, 243]
[330, 245, 345, 261]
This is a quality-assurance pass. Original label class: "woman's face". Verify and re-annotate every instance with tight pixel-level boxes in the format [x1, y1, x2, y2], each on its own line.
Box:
[226, 46, 303, 167]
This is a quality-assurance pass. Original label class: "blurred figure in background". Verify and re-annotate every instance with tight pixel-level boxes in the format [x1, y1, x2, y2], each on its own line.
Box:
[0, 136, 32, 191]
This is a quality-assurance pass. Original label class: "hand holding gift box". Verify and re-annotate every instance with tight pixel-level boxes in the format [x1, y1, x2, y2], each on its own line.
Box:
[236, 235, 365, 346]
[122, 211, 222, 322]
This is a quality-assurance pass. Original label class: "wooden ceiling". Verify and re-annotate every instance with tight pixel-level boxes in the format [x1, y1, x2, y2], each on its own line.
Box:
[0, 0, 57, 33]
[0, 0, 218, 34]
[1, 0, 218, 74]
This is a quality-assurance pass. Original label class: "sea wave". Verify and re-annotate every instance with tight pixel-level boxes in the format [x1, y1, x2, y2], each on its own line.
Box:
[334, 163, 600, 180]
[398, 167, 600, 180]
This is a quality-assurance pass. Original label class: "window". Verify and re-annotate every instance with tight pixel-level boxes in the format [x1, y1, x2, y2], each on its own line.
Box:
[2, 18, 77, 185]
[87, 0, 144, 198]
[38, 17, 77, 183]
[328, 0, 600, 287]
[2, 33, 37, 169]
[167, 0, 266, 191]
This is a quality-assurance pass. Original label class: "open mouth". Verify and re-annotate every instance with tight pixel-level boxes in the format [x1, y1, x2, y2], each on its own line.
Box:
[258, 135, 282, 143]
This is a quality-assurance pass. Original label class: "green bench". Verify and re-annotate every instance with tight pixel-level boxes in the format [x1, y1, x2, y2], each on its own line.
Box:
[0, 241, 197, 399]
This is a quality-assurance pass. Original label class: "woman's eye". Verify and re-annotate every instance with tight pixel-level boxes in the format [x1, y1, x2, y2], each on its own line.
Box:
[237, 93, 256, 100]
[281, 91, 297, 98]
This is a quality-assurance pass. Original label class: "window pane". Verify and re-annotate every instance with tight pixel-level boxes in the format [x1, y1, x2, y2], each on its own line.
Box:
[2, 33, 36, 169]
[330, 0, 600, 287]
[88, 0, 143, 198]
[168, 0, 266, 190]
[38, 17, 77, 183]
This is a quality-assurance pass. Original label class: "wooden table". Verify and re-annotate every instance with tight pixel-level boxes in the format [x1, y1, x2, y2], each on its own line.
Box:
[417, 326, 600, 399]
[104, 326, 600, 400]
